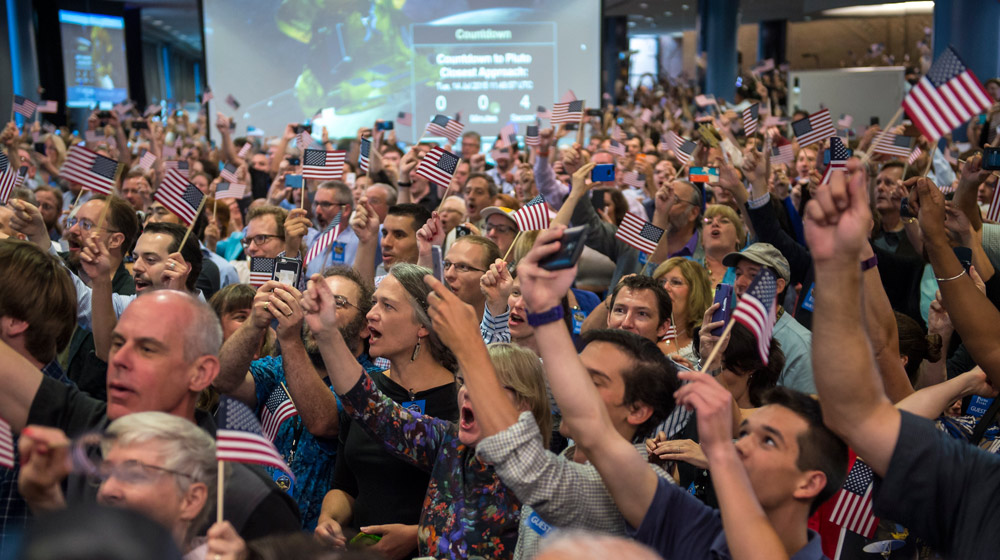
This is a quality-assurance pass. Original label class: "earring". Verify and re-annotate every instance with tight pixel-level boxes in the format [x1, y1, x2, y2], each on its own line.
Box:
[410, 339, 422, 362]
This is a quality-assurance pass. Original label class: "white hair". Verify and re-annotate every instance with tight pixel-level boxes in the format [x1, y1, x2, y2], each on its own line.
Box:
[535, 531, 662, 560]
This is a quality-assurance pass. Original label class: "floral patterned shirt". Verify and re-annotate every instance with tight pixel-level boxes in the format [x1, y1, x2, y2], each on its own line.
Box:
[339, 373, 521, 559]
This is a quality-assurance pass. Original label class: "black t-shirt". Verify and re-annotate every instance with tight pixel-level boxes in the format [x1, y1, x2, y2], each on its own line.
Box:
[333, 371, 458, 530]
[26, 376, 300, 539]
[873, 410, 1000, 558]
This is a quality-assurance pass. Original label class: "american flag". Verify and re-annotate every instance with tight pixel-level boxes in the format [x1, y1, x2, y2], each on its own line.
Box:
[215, 181, 247, 201]
[397, 111, 413, 126]
[694, 94, 716, 108]
[837, 114, 854, 129]
[12, 95, 36, 118]
[608, 139, 626, 157]
[37, 100, 58, 114]
[237, 142, 253, 159]
[987, 182, 1000, 222]
[752, 58, 775, 74]
[669, 133, 698, 165]
[907, 146, 923, 166]
[304, 213, 342, 266]
[731, 268, 778, 365]
[770, 144, 795, 165]
[249, 257, 276, 288]
[155, 169, 205, 226]
[499, 123, 518, 148]
[137, 151, 157, 171]
[939, 180, 956, 195]
[624, 171, 646, 189]
[297, 131, 312, 151]
[903, 46, 992, 141]
[551, 100, 584, 124]
[225, 94, 240, 110]
[640, 108, 653, 123]
[615, 212, 664, 254]
[820, 137, 850, 185]
[424, 114, 464, 143]
[828, 457, 879, 538]
[763, 115, 787, 129]
[217, 397, 293, 477]
[0, 416, 13, 469]
[61, 146, 120, 195]
[358, 137, 371, 173]
[511, 195, 550, 231]
[144, 104, 161, 118]
[164, 160, 189, 177]
[792, 109, 836, 147]
[220, 163, 240, 183]
[536, 105, 551, 120]
[260, 387, 299, 442]
[610, 125, 626, 142]
[201, 88, 214, 104]
[113, 101, 133, 118]
[414, 147, 460, 186]
[872, 132, 914, 158]
[525, 125, 540, 147]
[743, 104, 760, 136]
[302, 149, 346, 181]
[0, 154, 19, 205]
[162, 145, 177, 159]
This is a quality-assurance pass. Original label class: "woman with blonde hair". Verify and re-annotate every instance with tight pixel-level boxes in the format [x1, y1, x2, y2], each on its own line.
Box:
[701, 204, 746, 287]
[652, 257, 713, 365]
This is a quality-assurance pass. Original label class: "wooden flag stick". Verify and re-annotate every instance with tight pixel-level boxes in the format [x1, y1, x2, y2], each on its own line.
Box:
[280, 381, 298, 409]
[860, 107, 905, 167]
[217, 461, 225, 524]
[94, 196, 112, 232]
[435, 180, 454, 213]
[301, 178, 307, 209]
[700, 317, 738, 374]
[179, 195, 209, 249]
[502, 231, 522, 262]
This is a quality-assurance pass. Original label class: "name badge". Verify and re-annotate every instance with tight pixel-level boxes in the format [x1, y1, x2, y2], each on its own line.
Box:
[968, 396, 994, 418]
[571, 309, 587, 335]
[401, 399, 426, 415]
[331, 242, 347, 263]
[272, 470, 295, 496]
[800, 283, 815, 312]
[527, 510, 553, 537]
[638, 251, 648, 266]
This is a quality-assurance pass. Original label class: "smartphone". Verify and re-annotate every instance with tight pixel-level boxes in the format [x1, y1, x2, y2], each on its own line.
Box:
[229, 120, 236, 131]
[954, 247, 973, 273]
[870, 116, 880, 126]
[710, 284, 735, 336]
[591, 189, 606, 214]
[376, 120, 394, 131]
[982, 146, 1000, 170]
[538, 225, 589, 271]
[33, 142, 46, 155]
[272, 256, 302, 286]
[585, 108, 602, 117]
[564, 123, 579, 131]
[294, 124, 313, 134]
[97, 110, 113, 119]
[591, 164, 615, 183]
[455, 225, 472, 238]
[131, 121, 149, 131]
[348, 532, 382, 547]
[899, 197, 915, 219]
[287, 157, 301, 167]
[431, 245, 444, 282]
[285, 174, 303, 189]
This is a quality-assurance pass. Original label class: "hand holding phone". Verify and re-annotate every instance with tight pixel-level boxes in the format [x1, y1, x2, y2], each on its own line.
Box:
[538, 225, 589, 270]
[591, 164, 615, 183]
[272, 257, 302, 287]
[710, 284, 735, 336]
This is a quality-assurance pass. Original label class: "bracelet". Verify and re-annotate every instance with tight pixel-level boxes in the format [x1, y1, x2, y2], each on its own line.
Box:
[861, 255, 878, 271]
[527, 305, 564, 327]
[936, 269, 967, 283]
[397, 181, 412, 187]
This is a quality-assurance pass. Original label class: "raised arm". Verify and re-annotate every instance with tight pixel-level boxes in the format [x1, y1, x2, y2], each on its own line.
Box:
[896, 367, 995, 419]
[804, 161, 900, 476]
[518, 227, 659, 527]
[0, 340, 44, 432]
[951, 155, 989, 232]
[213, 283, 277, 406]
[349, 197, 380, 286]
[860, 240, 915, 402]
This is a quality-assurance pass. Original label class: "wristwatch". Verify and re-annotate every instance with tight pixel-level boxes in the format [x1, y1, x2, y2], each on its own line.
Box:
[527, 305, 564, 327]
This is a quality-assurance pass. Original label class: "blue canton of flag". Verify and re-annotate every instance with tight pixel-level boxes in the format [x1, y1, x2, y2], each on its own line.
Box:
[821, 137, 850, 185]
[828, 458, 878, 538]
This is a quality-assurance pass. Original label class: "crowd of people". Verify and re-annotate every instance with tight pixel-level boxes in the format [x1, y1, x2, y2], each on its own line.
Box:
[1, 55, 1000, 560]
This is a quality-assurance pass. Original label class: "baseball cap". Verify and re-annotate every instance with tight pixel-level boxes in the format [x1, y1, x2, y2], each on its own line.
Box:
[722, 242, 790, 282]
[479, 206, 517, 228]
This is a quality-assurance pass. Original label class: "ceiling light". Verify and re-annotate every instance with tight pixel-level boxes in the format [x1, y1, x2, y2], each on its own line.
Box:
[822, 1, 933, 17]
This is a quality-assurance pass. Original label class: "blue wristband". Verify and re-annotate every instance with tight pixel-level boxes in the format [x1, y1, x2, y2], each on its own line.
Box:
[527, 305, 564, 327]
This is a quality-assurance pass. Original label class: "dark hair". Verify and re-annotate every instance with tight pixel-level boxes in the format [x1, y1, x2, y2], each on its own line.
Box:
[387, 203, 432, 233]
[208, 283, 256, 318]
[140, 222, 203, 292]
[610, 275, 672, 329]
[323, 265, 374, 318]
[760, 387, 849, 515]
[604, 189, 628, 226]
[895, 311, 942, 384]
[580, 329, 678, 442]
[881, 160, 905, 173]
[0, 240, 77, 363]
[722, 322, 785, 407]
[93, 194, 141, 256]
[466, 172, 499, 198]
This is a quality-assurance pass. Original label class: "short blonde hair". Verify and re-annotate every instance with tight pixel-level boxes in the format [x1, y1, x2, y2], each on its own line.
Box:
[704, 204, 746, 250]
[487, 343, 552, 447]
[652, 257, 713, 338]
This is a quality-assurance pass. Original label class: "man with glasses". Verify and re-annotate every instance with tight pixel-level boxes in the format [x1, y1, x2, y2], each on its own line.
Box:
[442, 235, 500, 319]
[304, 181, 379, 278]
[479, 206, 519, 258]
[213, 266, 377, 529]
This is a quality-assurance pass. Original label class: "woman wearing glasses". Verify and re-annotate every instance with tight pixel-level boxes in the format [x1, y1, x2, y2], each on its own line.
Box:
[314, 263, 460, 560]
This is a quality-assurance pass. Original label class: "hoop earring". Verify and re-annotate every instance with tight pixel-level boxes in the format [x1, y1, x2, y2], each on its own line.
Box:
[410, 339, 422, 362]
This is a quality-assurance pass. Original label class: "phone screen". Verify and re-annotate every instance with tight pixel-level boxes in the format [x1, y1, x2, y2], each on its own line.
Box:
[431, 246, 444, 282]
[983, 146, 1000, 170]
[272, 257, 302, 286]
[285, 174, 304, 189]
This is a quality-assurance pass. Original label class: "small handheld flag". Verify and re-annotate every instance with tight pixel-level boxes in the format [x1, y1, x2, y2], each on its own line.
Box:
[791, 109, 836, 147]
[155, 169, 205, 226]
[424, 114, 464, 143]
[304, 213, 342, 266]
[413, 147, 460, 186]
[510, 195, 550, 231]
[615, 212, 664, 254]
[731, 268, 778, 365]
[61, 146, 120, 195]
[249, 257, 276, 289]
[302, 149, 346, 181]
[216, 397, 294, 478]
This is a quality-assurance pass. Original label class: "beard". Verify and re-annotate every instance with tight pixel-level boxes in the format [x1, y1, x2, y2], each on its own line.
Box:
[302, 312, 367, 370]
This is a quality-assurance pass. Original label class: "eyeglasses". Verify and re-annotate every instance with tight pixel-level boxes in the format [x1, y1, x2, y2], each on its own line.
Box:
[485, 223, 516, 235]
[443, 260, 486, 274]
[314, 201, 346, 210]
[333, 294, 359, 310]
[66, 217, 118, 233]
[241, 234, 283, 248]
[88, 458, 193, 487]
